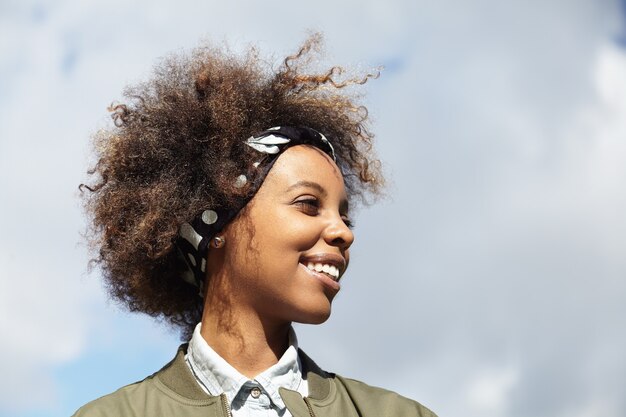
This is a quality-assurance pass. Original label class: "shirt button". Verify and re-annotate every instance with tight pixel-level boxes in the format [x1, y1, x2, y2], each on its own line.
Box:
[250, 386, 262, 398]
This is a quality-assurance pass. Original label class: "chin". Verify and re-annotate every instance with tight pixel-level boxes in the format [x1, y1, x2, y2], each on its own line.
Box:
[294, 305, 332, 325]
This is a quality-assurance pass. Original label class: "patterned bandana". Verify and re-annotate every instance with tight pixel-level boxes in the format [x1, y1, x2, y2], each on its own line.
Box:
[175, 126, 336, 291]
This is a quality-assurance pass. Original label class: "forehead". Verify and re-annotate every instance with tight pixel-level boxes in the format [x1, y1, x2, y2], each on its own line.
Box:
[260, 145, 346, 195]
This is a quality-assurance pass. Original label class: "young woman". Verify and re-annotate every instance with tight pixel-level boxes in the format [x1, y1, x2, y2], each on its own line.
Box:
[75, 35, 437, 417]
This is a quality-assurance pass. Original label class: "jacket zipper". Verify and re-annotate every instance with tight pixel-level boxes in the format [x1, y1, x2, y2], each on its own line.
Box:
[220, 393, 232, 417]
[303, 397, 316, 417]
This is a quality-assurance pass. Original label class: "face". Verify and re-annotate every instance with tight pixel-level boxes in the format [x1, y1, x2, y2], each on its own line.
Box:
[206, 145, 354, 326]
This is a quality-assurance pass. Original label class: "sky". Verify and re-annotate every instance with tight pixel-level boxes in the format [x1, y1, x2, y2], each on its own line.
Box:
[1, 1, 625, 416]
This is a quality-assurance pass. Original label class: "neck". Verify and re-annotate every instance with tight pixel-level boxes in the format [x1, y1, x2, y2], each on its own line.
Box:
[199, 303, 292, 379]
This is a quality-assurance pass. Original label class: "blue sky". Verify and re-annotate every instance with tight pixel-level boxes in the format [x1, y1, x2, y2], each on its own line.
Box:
[1, 1, 626, 416]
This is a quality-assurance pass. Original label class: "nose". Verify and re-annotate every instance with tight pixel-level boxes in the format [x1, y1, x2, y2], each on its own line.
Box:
[323, 215, 355, 251]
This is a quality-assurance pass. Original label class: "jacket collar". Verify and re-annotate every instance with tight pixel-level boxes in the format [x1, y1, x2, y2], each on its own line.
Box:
[157, 344, 333, 403]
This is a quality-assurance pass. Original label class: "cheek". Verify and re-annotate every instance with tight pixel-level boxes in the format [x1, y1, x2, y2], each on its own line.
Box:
[253, 228, 313, 259]
[255, 209, 320, 250]
[277, 221, 320, 253]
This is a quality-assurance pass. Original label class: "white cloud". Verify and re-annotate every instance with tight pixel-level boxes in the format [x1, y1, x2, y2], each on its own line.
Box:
[466, 366, 519, 415]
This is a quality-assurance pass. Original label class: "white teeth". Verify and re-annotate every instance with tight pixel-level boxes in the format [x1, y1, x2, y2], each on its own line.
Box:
[330, 265, 339, 279]
[304, 262, 341, 281]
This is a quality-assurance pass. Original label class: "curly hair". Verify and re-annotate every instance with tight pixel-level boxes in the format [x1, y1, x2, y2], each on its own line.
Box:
[81, 34, 384, 339]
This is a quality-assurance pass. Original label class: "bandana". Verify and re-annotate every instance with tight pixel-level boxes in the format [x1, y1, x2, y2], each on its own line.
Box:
[176, 126, 336, 291]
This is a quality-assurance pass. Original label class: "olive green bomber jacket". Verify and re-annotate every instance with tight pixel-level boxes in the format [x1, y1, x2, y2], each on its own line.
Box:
[73, 345, 437, 417]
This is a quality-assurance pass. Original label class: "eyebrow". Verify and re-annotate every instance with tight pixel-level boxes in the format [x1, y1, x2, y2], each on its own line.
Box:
[286, 180, 328, 196]
[285, 180, 350, 212]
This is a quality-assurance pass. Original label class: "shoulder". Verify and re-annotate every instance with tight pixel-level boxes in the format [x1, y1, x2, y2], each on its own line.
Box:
[334, 374, 438, 417]
[72, 345, 217, 417]
[71, 377, 156, 417]
[298, 349, 437, 417]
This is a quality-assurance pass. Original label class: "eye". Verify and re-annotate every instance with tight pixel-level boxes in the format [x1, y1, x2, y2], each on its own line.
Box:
[294, 197, 320, 215]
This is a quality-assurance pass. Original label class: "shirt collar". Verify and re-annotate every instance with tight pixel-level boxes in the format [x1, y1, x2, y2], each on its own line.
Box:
[186, 322, 302, 410]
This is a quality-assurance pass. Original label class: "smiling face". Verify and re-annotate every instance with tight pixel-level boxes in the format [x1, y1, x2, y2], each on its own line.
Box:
[206, 145, 354, 326]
